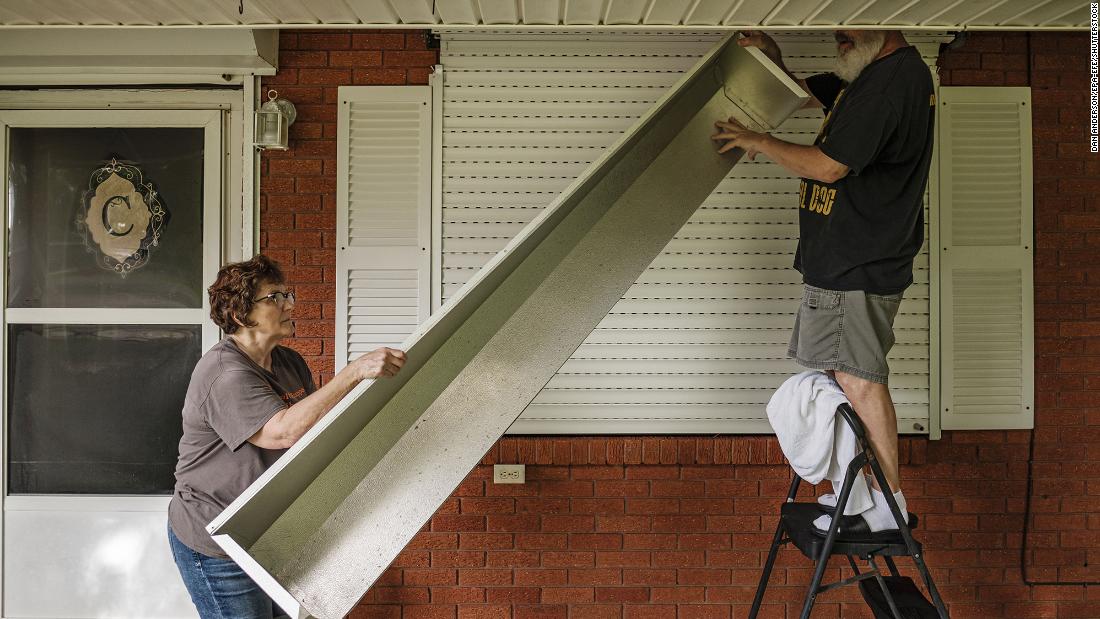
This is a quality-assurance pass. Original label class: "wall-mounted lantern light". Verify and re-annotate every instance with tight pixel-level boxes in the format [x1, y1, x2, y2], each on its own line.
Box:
[254, 89, 297, 150]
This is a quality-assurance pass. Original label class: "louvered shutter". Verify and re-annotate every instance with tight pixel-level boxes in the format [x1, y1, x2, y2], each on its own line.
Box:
[939, 87, 1034, 429]
[336, 86, 431, 370]
[439, 32, 947, 434]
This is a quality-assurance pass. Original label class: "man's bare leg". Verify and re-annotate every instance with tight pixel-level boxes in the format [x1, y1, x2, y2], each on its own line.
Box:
[832, 369, 900, 493]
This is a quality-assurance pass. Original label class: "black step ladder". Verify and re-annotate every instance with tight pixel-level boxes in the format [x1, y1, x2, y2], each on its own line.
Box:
[748, 403, 950, 619]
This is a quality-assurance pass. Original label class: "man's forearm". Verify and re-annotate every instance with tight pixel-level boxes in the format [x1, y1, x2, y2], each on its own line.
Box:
[755, 134, 848, 183]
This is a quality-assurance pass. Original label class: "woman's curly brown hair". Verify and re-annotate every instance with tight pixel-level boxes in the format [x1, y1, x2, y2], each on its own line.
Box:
[208, 254, 286, 334]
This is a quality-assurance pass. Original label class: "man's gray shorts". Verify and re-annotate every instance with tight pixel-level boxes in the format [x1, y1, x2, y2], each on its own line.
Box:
[787, 284, 904, 385]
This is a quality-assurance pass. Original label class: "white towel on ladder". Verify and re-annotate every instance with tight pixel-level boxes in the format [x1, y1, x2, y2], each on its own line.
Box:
[766, 370, 872, 516]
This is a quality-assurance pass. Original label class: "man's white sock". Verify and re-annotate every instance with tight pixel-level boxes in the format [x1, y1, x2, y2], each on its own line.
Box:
[813, 486, 907, 533]
[861, 486, 907, 532]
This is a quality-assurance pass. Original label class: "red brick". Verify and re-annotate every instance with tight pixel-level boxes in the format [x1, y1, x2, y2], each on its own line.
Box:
[330, 50, 384, 66]
[280, 51, 328, 67]
[676, 569, 730, 586]
[354, 68, 408, 85]
[405, 31, 431, 50]
[490, 589, 541, 602]
[567, 569, 621, 586]
[675, 605, 729, 619]
[460, 533, 514, 550]
[267, 230, 322, 248]
[295, 68, 351, 86]
[268, 158, 323, 176]
[514, 569, 566, 586]
[457, 607, 509, 619]
[594, 587, 648, 603]
[352, 32, 407, 49]
[384, 50, 439, 67]
[623, 569, 676, 586]
[457, 569, 511, 586]
[262, 69, 298, 85]
[295, 104, 338, 123]
[487, 515, 539, 532]
[595, 551, 650, 568]
[373, 588, 430, 604]
[568, 605, 620, 619]
[298, 33, 350, 50]
[261, 211, 294, 230]
[433, 514, 486, 532]
[651, 587, 705, 603]
[650, 481, 705, 496]
[948, 69, 1006, 85]
[541, 587, 594, 604]
[623, 606, 675, 619]
[278, 32, 298, 50]
[542, 515, 595, 532]
[981, 53, 1027, 71]
[291, 140, 337, 158]
[962, 34, 1006, 52]
[486, 551, 540, 568]
[404, 605, 456, 619]
[940, 51, 979, 69]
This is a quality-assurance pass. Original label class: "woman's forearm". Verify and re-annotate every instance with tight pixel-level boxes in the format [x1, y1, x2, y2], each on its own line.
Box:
[251, 365, 362, 449]
[249, 347, 405, 449]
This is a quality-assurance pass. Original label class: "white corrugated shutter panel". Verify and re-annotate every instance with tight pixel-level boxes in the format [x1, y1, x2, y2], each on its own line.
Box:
[336, 86, 431, 370]
[939, 86, 1034, 430]
[439, 32, 947, 434]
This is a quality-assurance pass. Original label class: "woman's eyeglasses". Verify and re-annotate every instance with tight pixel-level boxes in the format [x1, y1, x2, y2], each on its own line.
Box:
[253, 290, 295, 306]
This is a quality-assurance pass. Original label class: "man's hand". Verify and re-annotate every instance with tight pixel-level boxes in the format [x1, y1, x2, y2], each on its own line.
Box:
[712, 117, 766, 159]
[737, 30, 783, 68]
[350, 347, 407, 380]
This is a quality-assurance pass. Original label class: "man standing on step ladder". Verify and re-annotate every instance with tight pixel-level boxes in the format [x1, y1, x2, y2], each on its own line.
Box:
[712, 30, 935, 537]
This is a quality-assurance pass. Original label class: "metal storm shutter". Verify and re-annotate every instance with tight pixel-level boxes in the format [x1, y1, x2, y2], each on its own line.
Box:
[439, 32, 947, 434]
[336, 86, 432, 369]
[938, 86, 1034, 430]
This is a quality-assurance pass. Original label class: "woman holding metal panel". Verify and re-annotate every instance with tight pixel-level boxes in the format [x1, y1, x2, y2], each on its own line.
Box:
[166, 254, 406, 618]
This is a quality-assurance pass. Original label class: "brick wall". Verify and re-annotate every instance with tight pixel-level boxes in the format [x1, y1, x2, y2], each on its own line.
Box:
[260, 31, 1098, 619]
[940, 31, 1100, 593]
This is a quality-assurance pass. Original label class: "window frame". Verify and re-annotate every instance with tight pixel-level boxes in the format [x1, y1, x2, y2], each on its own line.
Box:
[0, 104, 228, 509]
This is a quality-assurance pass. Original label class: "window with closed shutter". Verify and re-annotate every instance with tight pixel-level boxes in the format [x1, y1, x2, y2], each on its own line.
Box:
[438, 32, 948, 434]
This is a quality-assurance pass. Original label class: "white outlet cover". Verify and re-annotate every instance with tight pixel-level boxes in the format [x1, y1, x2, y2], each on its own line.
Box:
[493, 464, 525, 484]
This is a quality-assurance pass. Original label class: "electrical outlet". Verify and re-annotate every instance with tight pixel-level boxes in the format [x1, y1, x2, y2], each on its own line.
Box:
[493, 464, 525, 484]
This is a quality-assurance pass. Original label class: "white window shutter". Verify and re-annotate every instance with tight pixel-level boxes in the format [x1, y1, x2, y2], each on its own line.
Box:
[440, 33, 949, 434]
[939, 87, 1034, 429]
[336, 86, 432, 370]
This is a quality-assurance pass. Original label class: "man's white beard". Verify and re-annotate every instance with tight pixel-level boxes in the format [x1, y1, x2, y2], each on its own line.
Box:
[834, 31, 886, 82]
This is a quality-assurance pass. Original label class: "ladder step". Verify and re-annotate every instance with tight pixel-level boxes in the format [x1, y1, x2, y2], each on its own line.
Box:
[859, 576, 938, 618]
[779, 503, 921, 560]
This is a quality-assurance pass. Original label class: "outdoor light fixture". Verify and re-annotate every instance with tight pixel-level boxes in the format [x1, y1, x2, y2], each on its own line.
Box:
[254, 89, 296, 150]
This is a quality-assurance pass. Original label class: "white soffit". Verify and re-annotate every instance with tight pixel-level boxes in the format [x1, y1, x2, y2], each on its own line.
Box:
[0, 28, 277, 84]
[0, 0, 1089, 30]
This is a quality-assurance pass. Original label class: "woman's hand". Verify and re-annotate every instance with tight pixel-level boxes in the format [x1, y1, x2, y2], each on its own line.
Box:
[349, 347, 407, 381]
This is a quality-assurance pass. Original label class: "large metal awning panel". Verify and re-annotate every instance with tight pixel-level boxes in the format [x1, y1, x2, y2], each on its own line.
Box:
[207, 35, 808, 619]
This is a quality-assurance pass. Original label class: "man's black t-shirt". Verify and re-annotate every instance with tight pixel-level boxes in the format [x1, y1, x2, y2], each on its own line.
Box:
[794, 45, 935, 294]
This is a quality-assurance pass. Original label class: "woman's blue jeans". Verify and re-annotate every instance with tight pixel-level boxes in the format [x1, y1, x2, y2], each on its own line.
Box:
[168, 522, 288, 619]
